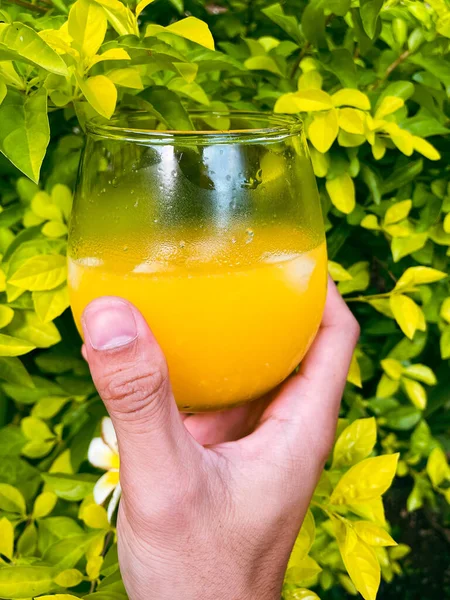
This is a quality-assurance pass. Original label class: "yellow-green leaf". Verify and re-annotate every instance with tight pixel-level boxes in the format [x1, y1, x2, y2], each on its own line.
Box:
[284, 589, 320, 600]
[21, 416, 54, 440]
[33, 285, 70, 323]
[39, 596, 81, 600]
[440, 297, 450, 323]
[384, 200, 412, 226]
[31, 191, 62, 222]
[390, 294, 422, 339]
[360, 215, 380, 230]
[80, 503, 110, 529]
[326, 171, 355, 214]
[88, 47, 131, 69]
[338, 108, 365, 135]
[381, 359, 403, 380]
[426, 447, 449, 487]
[42, 221, 68, 238]
[330, 454, 399, 504]
[77, 74, 117, 120]
[0, 484, 26, 515]
[288, 510, 315, 569]
[391, 233, 428, 262]
[334, 519, 380, 600]
[298, 70, 323, 90]
[32, 491, 57, 519]
[293, 89, 335, 112]
[108, 67, 143, 89]
[309, 145, 329, 177]
[0, 517, 14, 560]
[53, 569, 84, 588]
[332, 418, 376, 469]
[94, 0, 138, 36]
[394, 266, 447, 290]
[376, 374, 400, 398]
[0, 565, 55, 597]
[332, 89, 371, 110]
[375, 96, 404, 119]
[402, 378, 427, 410]
[353, 521, 397, 547]
[68, 0, 107, 57]
[87, 554, 103, 580]
[412, 136, 441, 161]
[166, 17, 215, 50]
[245, 56, 282, 75]
[9, 254, 66, 291]
[0, 305, 14, 329]
[347, 352, 362, 388]
[383, 123, 413, 156]
[328, 260, 352, 281]
[285, 555, 322, 586]
[338, 262, 370, 295]
[372, 137, 386, 160]
[174, 62, 198, 83]
[403, 364, 436, 385]
[135, 0, 155, 17]
[0, 333, 35, 356]
[349, 497, 386, 526]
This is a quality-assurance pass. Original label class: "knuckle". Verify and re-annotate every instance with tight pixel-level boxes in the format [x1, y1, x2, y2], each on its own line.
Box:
[344, 311, 360, 343]
[96, 356, 169, 419]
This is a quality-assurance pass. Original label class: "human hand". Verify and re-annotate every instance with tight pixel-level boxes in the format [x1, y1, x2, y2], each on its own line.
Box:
[81, 280, 359, 600]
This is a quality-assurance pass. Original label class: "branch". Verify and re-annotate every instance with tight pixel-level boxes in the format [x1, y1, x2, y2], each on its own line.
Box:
[373, 49, 411, 89]
[8, 0, 47, 12]
[290, 42, 311, 80]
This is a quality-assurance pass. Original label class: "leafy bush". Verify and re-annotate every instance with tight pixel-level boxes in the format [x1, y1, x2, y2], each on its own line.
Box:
[0, 0, 449, 599]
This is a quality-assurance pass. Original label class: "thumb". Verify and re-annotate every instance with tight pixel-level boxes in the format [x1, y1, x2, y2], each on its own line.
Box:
[82, 296, 198, 494]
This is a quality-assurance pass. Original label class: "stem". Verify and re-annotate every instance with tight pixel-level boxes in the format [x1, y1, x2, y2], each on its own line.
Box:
[346, 292, 392, 303]
[290, 42, 310, 80]
[8, 0, 47, 13]
[373, 49, 411, 89]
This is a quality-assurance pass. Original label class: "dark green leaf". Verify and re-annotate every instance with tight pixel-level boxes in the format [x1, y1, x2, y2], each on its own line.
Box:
[41, 473, 97, 501]
[137, 86, 194, 131]
[360, 0, 384, 39]
[262, 4, 303, 44]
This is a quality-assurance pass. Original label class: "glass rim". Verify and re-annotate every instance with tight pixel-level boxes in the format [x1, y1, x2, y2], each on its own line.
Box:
[85, 110, 304, 145]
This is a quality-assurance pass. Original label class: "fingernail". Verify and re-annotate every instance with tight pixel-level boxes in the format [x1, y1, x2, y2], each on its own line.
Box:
[82, 297, 138, 351]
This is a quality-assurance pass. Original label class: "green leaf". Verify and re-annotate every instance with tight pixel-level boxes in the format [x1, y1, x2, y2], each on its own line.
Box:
[0, 483, 26, 514]
[360, 0, 383, 39]
[332, 418, 377, 469]
[94, 0, 138, 36]
[390, 294, 423, 339]
[33, 491, 58, 519]
[17, 521, 37, 556]
[391, 233, 428, 263]
[0, 23, 68, 76]
[330, 454, 399, 504]
[0, 566, 56, 598]
[261, 4, 302, 44]
[395, 266, 447, 290]
[353, 521, 396, 547]
[0, 89, 50, 183]
[43, 533, 98, 569]
[383, 406, 422, 430]
[42, 473, 97, 501]
[8, 254, 66, 291]
[338, 262, 370, 295]
[165, 17, 214, 50]
[0, 333, 35, 357]
[402, 377, 427, 410]
[137, 86, 193, 130]
[0, 305, 14, 329]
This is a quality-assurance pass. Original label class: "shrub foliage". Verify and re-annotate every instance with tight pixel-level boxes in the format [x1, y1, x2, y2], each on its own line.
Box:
[0, 0, 448, 599]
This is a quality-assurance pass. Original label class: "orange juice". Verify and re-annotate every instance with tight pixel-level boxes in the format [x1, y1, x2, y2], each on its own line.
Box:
[68, 227, 327, 411]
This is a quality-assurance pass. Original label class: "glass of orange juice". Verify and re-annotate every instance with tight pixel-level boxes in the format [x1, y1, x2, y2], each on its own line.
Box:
[68, 111, 327, 412]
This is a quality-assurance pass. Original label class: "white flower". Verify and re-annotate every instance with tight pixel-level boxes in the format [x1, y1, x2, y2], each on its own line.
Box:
[88, 417, 121, 521]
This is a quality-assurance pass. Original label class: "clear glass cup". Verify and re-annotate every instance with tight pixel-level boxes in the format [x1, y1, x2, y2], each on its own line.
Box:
[68, 111, 327, 412]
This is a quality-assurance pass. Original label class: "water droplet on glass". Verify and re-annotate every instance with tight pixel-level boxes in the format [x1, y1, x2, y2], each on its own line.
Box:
[245, 228, 254, 244]
[226, 174, 232, 181]
[134, 200, 139, 208]
[123, 245, 128, 252]
[154, 218, 159, 224]
[231, 237, 237, 244]
[179, 240, 186, 249]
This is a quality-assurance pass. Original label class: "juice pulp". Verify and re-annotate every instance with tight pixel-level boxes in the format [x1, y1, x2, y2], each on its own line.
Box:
[68, 228, 327, 411]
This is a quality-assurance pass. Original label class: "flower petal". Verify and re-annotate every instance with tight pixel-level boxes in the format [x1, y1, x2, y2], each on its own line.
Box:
[88, 437, 119, 470]
[107, 482, 122, 522]
[93, 470, 120, 505]
[102, 417, 118, 454]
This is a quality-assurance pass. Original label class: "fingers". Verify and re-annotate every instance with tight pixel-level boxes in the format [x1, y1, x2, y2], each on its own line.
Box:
[82, 296, 199, 492]
[240, 279, 359, 470]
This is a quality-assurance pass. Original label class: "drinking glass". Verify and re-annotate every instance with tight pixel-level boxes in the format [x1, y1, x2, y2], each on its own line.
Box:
[68, 111, 327, 412]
